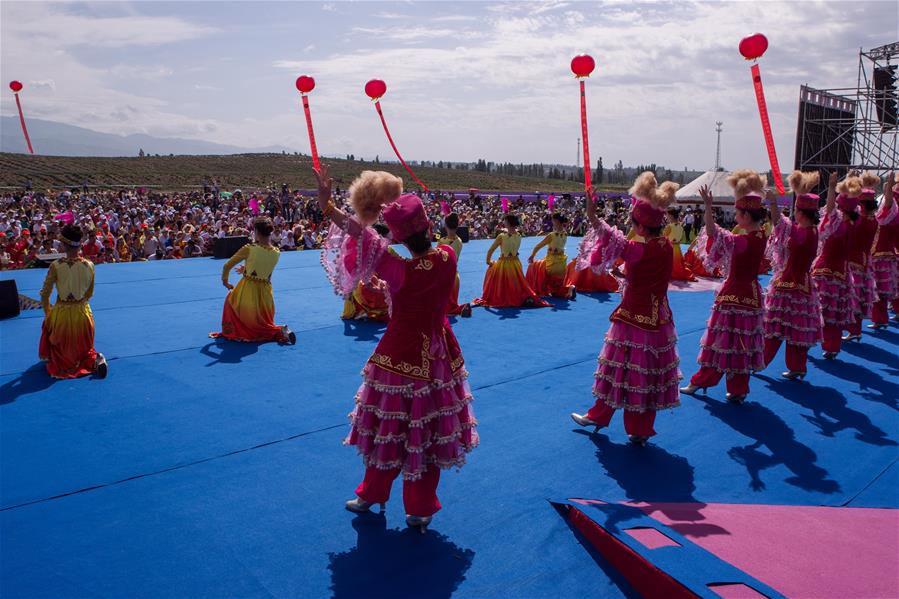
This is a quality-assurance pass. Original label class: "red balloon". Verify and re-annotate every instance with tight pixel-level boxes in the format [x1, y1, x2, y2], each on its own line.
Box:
[364, 79, 387, 100]
[295, 75, 315, 94]
[739, 33, 768, 60]
[570, 54, 596, 78]
[9, 80, 23, 93]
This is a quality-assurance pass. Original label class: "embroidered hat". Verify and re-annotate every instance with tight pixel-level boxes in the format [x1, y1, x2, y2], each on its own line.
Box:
[795, 193, 820, 211]
[837, 193, 859, 212]
[631, 198, 665, 228]
[383, 194, 430, 242]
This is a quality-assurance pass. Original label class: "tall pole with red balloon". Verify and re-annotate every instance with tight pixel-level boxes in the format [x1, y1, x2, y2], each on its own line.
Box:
[571, 54, 596, 197]
[364, 79, 429, 193]
[295, 75, 320, 171]
[739, 33, 784, 194]
[9, 80, 34, 155]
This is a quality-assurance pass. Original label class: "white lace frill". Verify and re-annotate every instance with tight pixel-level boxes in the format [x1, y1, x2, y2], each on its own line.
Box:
[321, 219, 388, 297]
[695, 225, 734, 276]
[575, 220, 627, 274]
[765, 213, 792, 278]
[877, 200, 899, 225]
[817, 208, 844, 257]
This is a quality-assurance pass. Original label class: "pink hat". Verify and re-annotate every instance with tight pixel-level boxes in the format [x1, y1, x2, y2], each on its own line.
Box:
[735, 193, 763, 211]
[837, 193, 859, 212]
[859, 187, 876, 201]
[795, 193, 820, 211]
[630, 198, 665, 228]
[383, 194, 429, 242]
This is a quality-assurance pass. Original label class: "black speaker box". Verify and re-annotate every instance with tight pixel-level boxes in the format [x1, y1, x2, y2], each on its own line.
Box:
[457, 226, 470, 243]
[0, 279, 21, 320]
[213, 236, 249, 259]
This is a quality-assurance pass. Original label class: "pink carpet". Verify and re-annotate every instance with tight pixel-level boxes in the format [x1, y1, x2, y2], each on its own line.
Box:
[634, 502, 899, 599]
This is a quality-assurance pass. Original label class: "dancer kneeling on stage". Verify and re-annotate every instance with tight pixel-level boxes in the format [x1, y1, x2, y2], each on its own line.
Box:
[39, 224, 108, 379]
[210, 216, 295, 344]
[473, 213, 549, 308]
[526, 212, 577, 299]
[681, 172, 767, 404]
[761, 171, 823, 380]
[316, 166, 478, 531]
[570, 172, 681, 446]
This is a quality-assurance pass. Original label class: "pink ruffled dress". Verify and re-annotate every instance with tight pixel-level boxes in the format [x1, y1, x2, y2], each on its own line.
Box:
[763, 213, 823, 347]
[812, 210, 855, 329]
[871, 201, 899, 301]
[693, 226, 767, 374]
[847, 213, 879, 320]
[576, 222, 681, 412]
[322, 220, 478, 481]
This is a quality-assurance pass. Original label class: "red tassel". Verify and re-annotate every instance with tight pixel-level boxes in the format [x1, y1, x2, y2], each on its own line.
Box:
[374, 101, 429, 193]
[14, 93, 34, 155]
[580, 80, 592, 194]
[301, 94, 320, 171]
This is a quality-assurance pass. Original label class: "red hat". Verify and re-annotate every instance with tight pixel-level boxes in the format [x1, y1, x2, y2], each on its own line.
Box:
[859, 187, 877, 201]
[630, 198, 665, 228]
[383, 194, 430, 242]
[734, 193, 763, 211]
[837, 193, 859, 212]
[795, 193, 820, 211]
[21, 229, 30, 236]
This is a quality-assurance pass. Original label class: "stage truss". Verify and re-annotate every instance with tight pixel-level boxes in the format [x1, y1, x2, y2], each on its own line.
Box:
[795, 42, 898, 183]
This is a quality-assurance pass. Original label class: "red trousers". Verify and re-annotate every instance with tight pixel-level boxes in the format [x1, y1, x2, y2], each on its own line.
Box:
[822, 324, 842, 353]
[846, 319, 863, 336]
[586, 402, 657, 437]
[763, 338, 809, 374]
[355, 466, 441, 517]
[690, 367, 750, 396]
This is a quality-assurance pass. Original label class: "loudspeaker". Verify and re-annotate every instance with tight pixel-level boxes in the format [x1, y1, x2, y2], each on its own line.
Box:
[0, 279, 21, 320]
[213, 236, 249, 259]
[457, 226, 470, 243]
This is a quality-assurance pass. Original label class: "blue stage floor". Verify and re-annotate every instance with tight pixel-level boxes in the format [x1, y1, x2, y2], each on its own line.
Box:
[1, 238, 897, 598]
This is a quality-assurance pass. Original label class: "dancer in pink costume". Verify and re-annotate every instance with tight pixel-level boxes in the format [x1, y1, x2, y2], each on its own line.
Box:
[869, 172, 898, 329]
[570, 172, 681, 446]
[681, 171, 767, 404]
[812, 173, 860, 359]
[315, 166, 478, 531]
[760, 171, 823, 380]
[843, 171, 885, 339]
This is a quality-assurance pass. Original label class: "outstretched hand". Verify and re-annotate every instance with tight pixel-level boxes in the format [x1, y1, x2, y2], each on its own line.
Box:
[313, 164, 333, 210]
[699, 184, 713, 207]
[764, 188, 777, 206]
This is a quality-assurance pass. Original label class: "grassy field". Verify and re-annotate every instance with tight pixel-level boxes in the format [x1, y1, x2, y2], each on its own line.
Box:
[0, 152, 626, 193]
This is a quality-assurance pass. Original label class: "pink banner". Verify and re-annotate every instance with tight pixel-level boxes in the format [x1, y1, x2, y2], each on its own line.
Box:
[374, 101, 429, 193]
[14, 93, 33, 155]
[751, 64, 784, 194]
[301, 95, 320, 171]
[579, 80, 592, 194]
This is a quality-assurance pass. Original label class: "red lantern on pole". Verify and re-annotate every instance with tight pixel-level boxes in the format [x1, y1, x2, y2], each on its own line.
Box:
[295, 75, 320, 170]
[738, 33, 784, 194]
[364, 79, 429, 192]
[8, 80, 34, 154]
[570, 54, 596, 196]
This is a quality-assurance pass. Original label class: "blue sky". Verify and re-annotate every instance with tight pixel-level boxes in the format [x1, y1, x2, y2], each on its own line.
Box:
[1, 1, 896, 171]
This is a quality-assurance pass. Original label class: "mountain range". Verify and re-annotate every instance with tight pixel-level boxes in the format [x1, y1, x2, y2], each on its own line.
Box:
[0, 116, 291, 157]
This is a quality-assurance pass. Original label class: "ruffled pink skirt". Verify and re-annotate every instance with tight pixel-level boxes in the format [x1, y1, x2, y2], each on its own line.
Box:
[696, 304, 765, 374]
[592, 320, 681, 412]
[346, 361, 478, 481]
[871, 255, 898, 300]
[848, 262, 876, 319]
[763, 286, 823, 347]
[813, 273, 855, 328]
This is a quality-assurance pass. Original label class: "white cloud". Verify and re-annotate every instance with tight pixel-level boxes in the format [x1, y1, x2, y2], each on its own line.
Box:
[321, 3, 337, 12]
[109, 65, 175, 79]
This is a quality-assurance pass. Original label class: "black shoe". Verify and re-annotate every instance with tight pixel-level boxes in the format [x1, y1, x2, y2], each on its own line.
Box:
[628, 435, 649, 447]
[781, 371, 805, 381]
[569, 286, 577, 300]
[725, 393, 746, 404]
[460, 303, 472, 318]
[288, 331, 297, 345]
[95, 354, 108, 379]
[823, 351, 838, 360]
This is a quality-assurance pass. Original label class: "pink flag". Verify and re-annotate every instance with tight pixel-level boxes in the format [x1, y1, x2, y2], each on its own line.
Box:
[249, 198, 260, 215]
[501, 197, 509, 213]
[440, 200, 450, 215]
[54, 211, 75, 225]
[547, 194, 555, 212]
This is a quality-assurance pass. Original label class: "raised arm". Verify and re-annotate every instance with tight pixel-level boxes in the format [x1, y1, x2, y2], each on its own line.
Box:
[700, 184, 716, 235]
[765, 188, 783, 225]
[884, 171, 895, 212]
[824, 171, 838, 214]
[313, 164, 363, 236]
[585, 190, 601, 229]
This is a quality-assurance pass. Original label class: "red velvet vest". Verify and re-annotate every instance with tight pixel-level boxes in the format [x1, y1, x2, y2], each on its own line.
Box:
[368, 245, 463, 380]
[774, 224, 817, 293]
[813, 215, 851, 279]
[611, 237, 673, 331]
[872, 219, 898, 257]
[715, 231, 765, 309]
[848, 214, 878, 268]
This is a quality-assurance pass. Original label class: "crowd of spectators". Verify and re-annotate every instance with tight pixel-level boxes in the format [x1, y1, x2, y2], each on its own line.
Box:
[0, 183, 731, 270]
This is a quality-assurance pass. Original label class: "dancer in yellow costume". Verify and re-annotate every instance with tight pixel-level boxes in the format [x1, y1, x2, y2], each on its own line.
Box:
[437, 213, 472, 316]
[473, 213, 549, 308]
[342, 224, 391, 322]
[210, 217, 296, 344]
[526, 212, 576, 299]
[39, 224, 108, 379]
[665, 209, 696, 281]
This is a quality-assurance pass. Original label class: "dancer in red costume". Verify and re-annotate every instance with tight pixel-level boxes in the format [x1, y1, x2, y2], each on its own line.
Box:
[316, 166, 477, 531]
[761, 171, 823, 379]
[812, 173, 859, 359]
[526, 212, 577, 299]
[681, 171, 767, 404]
[437, 213, 472, 317]
[473, 213, 549, 308]
[38, 224, 108, 379]
[869, 172, 898, 328]
[564, 258, 619, 292]
[683, 236, 720, 278]
[210, 217, 296, 344]
[843, 172, 881, 340]
[570, 173, 681, 446]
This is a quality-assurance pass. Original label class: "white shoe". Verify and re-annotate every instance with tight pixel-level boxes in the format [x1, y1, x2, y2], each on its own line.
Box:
[345, 497, 384, 513]
[570, 412, 604, 432]
[679, 384, 706, 395]
[406, 514, 432, 533]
